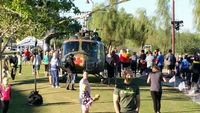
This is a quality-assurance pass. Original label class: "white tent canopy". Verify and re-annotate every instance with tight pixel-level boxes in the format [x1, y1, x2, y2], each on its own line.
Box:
[17, 36, 43, 47]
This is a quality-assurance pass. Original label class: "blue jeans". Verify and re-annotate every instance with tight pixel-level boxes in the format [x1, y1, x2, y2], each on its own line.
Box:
[66, 73, 76, 84]
[51, 70, 59, 86]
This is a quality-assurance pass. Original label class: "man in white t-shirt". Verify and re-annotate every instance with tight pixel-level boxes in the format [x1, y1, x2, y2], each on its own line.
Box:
[32, 54, 42, 77]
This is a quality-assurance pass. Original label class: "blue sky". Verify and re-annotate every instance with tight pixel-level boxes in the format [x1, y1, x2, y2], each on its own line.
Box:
[73, 0, 195, 32]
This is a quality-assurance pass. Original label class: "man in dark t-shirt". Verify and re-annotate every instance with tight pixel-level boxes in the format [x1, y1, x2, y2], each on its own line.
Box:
[64, 54, 76, 90]
[165, 49, 176, 75]
[113, 69, 140, 113]
[9, 53, 18, 80]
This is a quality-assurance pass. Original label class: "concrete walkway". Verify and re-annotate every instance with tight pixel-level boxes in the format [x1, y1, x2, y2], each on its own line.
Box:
[137, 69, 200, 105]
[163, 74, 200, 105]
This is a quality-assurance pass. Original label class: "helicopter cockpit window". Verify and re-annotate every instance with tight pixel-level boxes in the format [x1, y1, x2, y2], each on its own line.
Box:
[82, 42, 98, 57]
[63, 41, 79, 55]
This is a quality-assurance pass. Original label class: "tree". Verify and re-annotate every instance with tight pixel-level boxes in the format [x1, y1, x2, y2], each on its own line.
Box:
[0, 0, 81, 40]
[88, 4, 152, 48]
[133, 9, 153, 48]
[193, 0, 200, 31]
[155, 0, 171, 52]
[88, 3, 118, 45]
[175, 32, 200, 54]
[115, 8, 133, 46]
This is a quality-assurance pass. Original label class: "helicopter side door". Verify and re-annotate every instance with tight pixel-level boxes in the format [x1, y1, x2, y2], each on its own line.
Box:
[97, 42, 105, 72]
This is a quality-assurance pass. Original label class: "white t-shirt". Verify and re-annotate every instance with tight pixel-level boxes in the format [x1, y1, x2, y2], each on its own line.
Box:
[145, 54, 154, 68]
[79, 78, 91, 98]
[33, 55, 41, 65]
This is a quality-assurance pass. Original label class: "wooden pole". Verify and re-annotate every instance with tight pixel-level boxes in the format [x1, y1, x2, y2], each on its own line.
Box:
[172, 0, 175, 54]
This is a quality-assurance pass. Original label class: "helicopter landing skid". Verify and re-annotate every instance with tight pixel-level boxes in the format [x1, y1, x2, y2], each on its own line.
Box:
[94, 73, 107, 84]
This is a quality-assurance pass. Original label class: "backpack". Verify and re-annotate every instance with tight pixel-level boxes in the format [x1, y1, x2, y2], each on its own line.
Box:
[167, 54, 176, 65]
[10, 56, 18, 66]
[181, 60, 189, 69]
[28, 91, 43, 106]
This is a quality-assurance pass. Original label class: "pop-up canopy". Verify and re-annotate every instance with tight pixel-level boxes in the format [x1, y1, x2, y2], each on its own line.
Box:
[17, 36, 43, 47]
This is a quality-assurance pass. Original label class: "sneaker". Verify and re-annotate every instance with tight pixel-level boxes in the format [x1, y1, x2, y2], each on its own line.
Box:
[51, 85, 55, 88]
[66, 87, 69, 90]
[19, 73, 22, 75]
[71, 88, 75, 90]
[56, 86, 60, 88]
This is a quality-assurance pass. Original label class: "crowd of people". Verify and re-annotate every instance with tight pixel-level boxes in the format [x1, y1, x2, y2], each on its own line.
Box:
[104, 47, 200, 113]
[0, 46, 200, 113]
[106, 47, 200, 91]
[2, 46, 80, 90]
[1, 47, 55, 111]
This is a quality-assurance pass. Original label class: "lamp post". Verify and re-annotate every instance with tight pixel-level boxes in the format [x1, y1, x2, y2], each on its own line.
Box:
[27, 38, 43, 106]
[171, 0, 175, 54]
[171, 20, 183, 87]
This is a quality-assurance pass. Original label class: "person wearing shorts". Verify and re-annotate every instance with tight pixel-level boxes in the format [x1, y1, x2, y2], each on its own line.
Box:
[43, 51, 50, 76]
[65, 54, 76, 90]
[79, 70, 100, 113]
[165, 49, 176, 75]
[32, 54, 41, 77]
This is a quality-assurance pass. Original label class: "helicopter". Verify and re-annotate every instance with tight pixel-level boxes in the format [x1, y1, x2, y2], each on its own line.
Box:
[42, 0, 131, 80]
[60, 30, 106, 79]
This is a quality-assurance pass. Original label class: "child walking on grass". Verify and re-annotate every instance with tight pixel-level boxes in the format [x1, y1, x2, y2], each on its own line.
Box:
[0, 77, 11, 113]
[79, 70, 100, 113]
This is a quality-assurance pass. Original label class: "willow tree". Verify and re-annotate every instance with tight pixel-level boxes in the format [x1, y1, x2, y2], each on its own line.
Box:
[87, 4, 104, 31]
[193, 0, 200, 31]
[88, 2, 118, 45]
[88, 1, 153, 48]
[89, 7, 134, 46]
[133, 9, 153, 48]
[115, 9, 134, 46]
[155, 0, 171, 52]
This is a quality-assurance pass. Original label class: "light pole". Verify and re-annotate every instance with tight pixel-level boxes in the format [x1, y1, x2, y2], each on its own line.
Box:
[171, 20, 183, 87]
[171, 0, 175, 54]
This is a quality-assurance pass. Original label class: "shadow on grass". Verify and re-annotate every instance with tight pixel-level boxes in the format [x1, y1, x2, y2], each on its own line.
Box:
[12, 76, 148, 89]
[12, 77, 48, 86]
[90, 111, 115, 113]
[41, 91, 64, 95]
[162, 96, 191, 101]
[42, 102, 75, 106]
[92, 88, 113, 91]
[81, 76, 148, 86]
[9, 88, 35, 113]
[95, 101, 113, 104]
[60, 74, 149, 86]
[14, 86, 49, 93]
[163, 88, 181, 94]
[140, 88, 150, 91]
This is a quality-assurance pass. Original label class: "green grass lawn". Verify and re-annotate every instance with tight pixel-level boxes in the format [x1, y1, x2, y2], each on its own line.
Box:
[7, 64, 200, 113]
